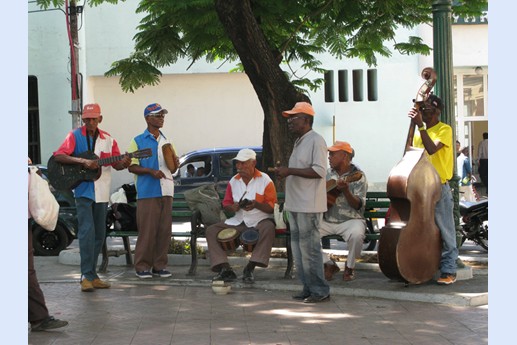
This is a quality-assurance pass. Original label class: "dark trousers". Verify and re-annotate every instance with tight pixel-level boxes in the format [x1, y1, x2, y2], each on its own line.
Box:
[28, 223, 49, 324]
[478, 159, 488, 191]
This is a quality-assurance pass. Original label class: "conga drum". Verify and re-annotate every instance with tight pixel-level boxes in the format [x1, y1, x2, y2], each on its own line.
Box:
[240, 228, 259, 252]
[217, 228, 240, 252]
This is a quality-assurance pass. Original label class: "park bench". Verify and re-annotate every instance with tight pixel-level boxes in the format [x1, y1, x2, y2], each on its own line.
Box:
[100, 191, 389, 277]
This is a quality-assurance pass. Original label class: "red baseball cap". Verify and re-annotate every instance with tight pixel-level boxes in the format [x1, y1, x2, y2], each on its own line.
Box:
[82, 103, 101, 119]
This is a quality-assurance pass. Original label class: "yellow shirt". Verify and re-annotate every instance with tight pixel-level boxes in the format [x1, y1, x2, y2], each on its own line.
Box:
[413, 122, 453, 184]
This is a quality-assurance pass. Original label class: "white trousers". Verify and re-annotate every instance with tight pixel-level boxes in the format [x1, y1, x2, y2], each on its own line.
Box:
[319, 219, 366, 268]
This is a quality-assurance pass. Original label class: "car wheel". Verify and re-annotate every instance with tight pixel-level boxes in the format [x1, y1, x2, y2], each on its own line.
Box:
[32, 224, 68, 256]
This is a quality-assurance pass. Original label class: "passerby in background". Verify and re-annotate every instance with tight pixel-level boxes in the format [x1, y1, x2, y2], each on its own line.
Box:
[28, 158, 68, 331]
[457, 146, 477, 202]
[477, 132, 488, 194]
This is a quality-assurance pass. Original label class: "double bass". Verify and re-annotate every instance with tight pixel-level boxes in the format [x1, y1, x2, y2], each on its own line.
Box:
[377, 68, 442, 284]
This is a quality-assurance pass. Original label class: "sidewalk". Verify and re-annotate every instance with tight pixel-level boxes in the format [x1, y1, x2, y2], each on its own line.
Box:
[28, 245, 488, 345]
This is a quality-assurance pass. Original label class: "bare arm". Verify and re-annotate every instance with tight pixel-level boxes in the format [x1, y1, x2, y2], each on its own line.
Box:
[53, 154, 99, 170]
[128, 164, 166, 180]
[274, 167, 321, 179]
[408, 108, 444, 155]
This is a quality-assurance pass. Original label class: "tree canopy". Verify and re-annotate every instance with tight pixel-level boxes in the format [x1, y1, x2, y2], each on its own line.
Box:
[37, 0, 487, 185]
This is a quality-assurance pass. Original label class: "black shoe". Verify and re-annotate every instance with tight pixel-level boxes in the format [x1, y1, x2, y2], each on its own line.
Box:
[243, 267, 255, 284]
[31, 316, 68, 331]
[303, 295, 330, 303]
[212, 267, 237, 282]
[292, 292, 311, 300]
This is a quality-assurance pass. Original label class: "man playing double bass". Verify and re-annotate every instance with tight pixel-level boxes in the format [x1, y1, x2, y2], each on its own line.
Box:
[408, 94, 458, 285]
[319, 141, 368, 282]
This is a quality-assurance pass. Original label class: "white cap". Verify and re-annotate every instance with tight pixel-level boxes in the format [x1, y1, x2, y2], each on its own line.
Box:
[233, 148, 256, 162]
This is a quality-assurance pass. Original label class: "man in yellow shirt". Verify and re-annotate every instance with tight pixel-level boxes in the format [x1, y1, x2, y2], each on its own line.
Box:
[408, 94, 458, 285]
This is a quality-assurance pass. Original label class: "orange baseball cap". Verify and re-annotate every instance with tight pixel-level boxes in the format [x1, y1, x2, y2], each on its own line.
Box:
[328, 141, 353, 154]
[282, 102, 315, 117]
[82, 103, 101, 119]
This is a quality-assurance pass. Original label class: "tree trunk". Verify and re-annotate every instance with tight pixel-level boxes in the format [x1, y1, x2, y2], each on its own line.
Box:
[214, 0, 310, 191]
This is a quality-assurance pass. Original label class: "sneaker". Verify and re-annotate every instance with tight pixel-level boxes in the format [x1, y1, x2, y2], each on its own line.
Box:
[152, 269, 172, 278]
[80, 278, 94, 292]
[437, 273, 457, 285]
[343, 266, 355, 281]
[135, 271, 153, 279]
[92, 278, 111, 289]
[303, 295, 330, 303]
[212, 267, 237, 282]
[324, 261, 340, 281]
[31, 316, 68, 331]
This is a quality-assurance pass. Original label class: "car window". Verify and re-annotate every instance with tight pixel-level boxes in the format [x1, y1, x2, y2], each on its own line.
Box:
[219, 153, 235, 177]
[178, 155, 212, 178]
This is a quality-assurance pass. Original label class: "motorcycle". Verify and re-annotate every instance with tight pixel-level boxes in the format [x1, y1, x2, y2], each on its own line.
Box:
[459, 199, 488, 251]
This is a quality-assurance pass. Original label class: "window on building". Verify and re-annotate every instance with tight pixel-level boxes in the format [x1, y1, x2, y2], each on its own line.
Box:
[324, 70, 335, 102]
[352, 69, 364, 102]
[367, 69, 378, 101]
[338, 70, 348, 102]
[463, 74, 485, 117]
[28, 76, 41, 164]
[324, 68, 378, 103]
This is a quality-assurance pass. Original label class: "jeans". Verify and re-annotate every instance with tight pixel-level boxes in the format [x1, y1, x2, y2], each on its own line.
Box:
[288, 212, 329, 297]
[435, 184, 458, 274]
[76, 197, 108, 281]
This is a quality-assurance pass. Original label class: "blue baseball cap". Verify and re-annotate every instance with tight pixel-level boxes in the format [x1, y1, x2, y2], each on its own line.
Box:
[144, 103, 168, 117]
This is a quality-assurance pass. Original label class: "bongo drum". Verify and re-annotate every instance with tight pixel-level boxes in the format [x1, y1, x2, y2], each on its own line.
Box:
[240, 228, 259, 252]
[217, 228, 240, 252]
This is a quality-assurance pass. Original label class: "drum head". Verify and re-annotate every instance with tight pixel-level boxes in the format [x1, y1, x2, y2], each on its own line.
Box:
[240, 228, 259, 244]
[217, 228, 238, 241]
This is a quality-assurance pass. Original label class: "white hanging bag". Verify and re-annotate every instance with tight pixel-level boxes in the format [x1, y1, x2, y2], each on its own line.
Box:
[28, 166, 60, 231]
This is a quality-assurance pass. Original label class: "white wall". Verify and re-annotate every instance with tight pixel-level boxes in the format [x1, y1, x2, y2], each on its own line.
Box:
[90, 73, 264, 189]
[28, 6, 74, 162]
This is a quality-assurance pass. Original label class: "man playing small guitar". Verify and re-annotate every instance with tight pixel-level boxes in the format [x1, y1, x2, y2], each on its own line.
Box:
[52, 103, 131, 292]
[319, 141, 368, 282]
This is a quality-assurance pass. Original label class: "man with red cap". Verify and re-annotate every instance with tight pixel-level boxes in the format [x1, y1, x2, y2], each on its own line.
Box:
[53, 103, 131, 292]
[319, 141, 368, 282]
[275, 102, 330, 303]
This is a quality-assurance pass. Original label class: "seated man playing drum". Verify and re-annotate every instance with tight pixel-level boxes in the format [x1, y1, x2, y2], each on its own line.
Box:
[205, 148, 277, 284]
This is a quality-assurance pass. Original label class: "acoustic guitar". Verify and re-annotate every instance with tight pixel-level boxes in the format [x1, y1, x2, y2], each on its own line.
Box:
[326, 171, 363, 208]
[47, 149, 152, 191]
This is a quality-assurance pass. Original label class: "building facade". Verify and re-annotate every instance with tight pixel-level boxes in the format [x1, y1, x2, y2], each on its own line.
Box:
[28, 0, 488, 191]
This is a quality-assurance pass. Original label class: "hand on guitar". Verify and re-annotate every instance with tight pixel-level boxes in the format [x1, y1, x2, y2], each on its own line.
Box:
[335, 178, 351, 192]
[113, 153, 132, 171]
[81, 158, 100, 170]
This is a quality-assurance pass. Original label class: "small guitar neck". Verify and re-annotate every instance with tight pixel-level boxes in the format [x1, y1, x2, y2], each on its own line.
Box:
[96, 154, 127, 167]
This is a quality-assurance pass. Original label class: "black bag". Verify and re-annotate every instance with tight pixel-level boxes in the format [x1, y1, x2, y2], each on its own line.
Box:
[110, 203, 138, 231]
[121, 183, 137, 203]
